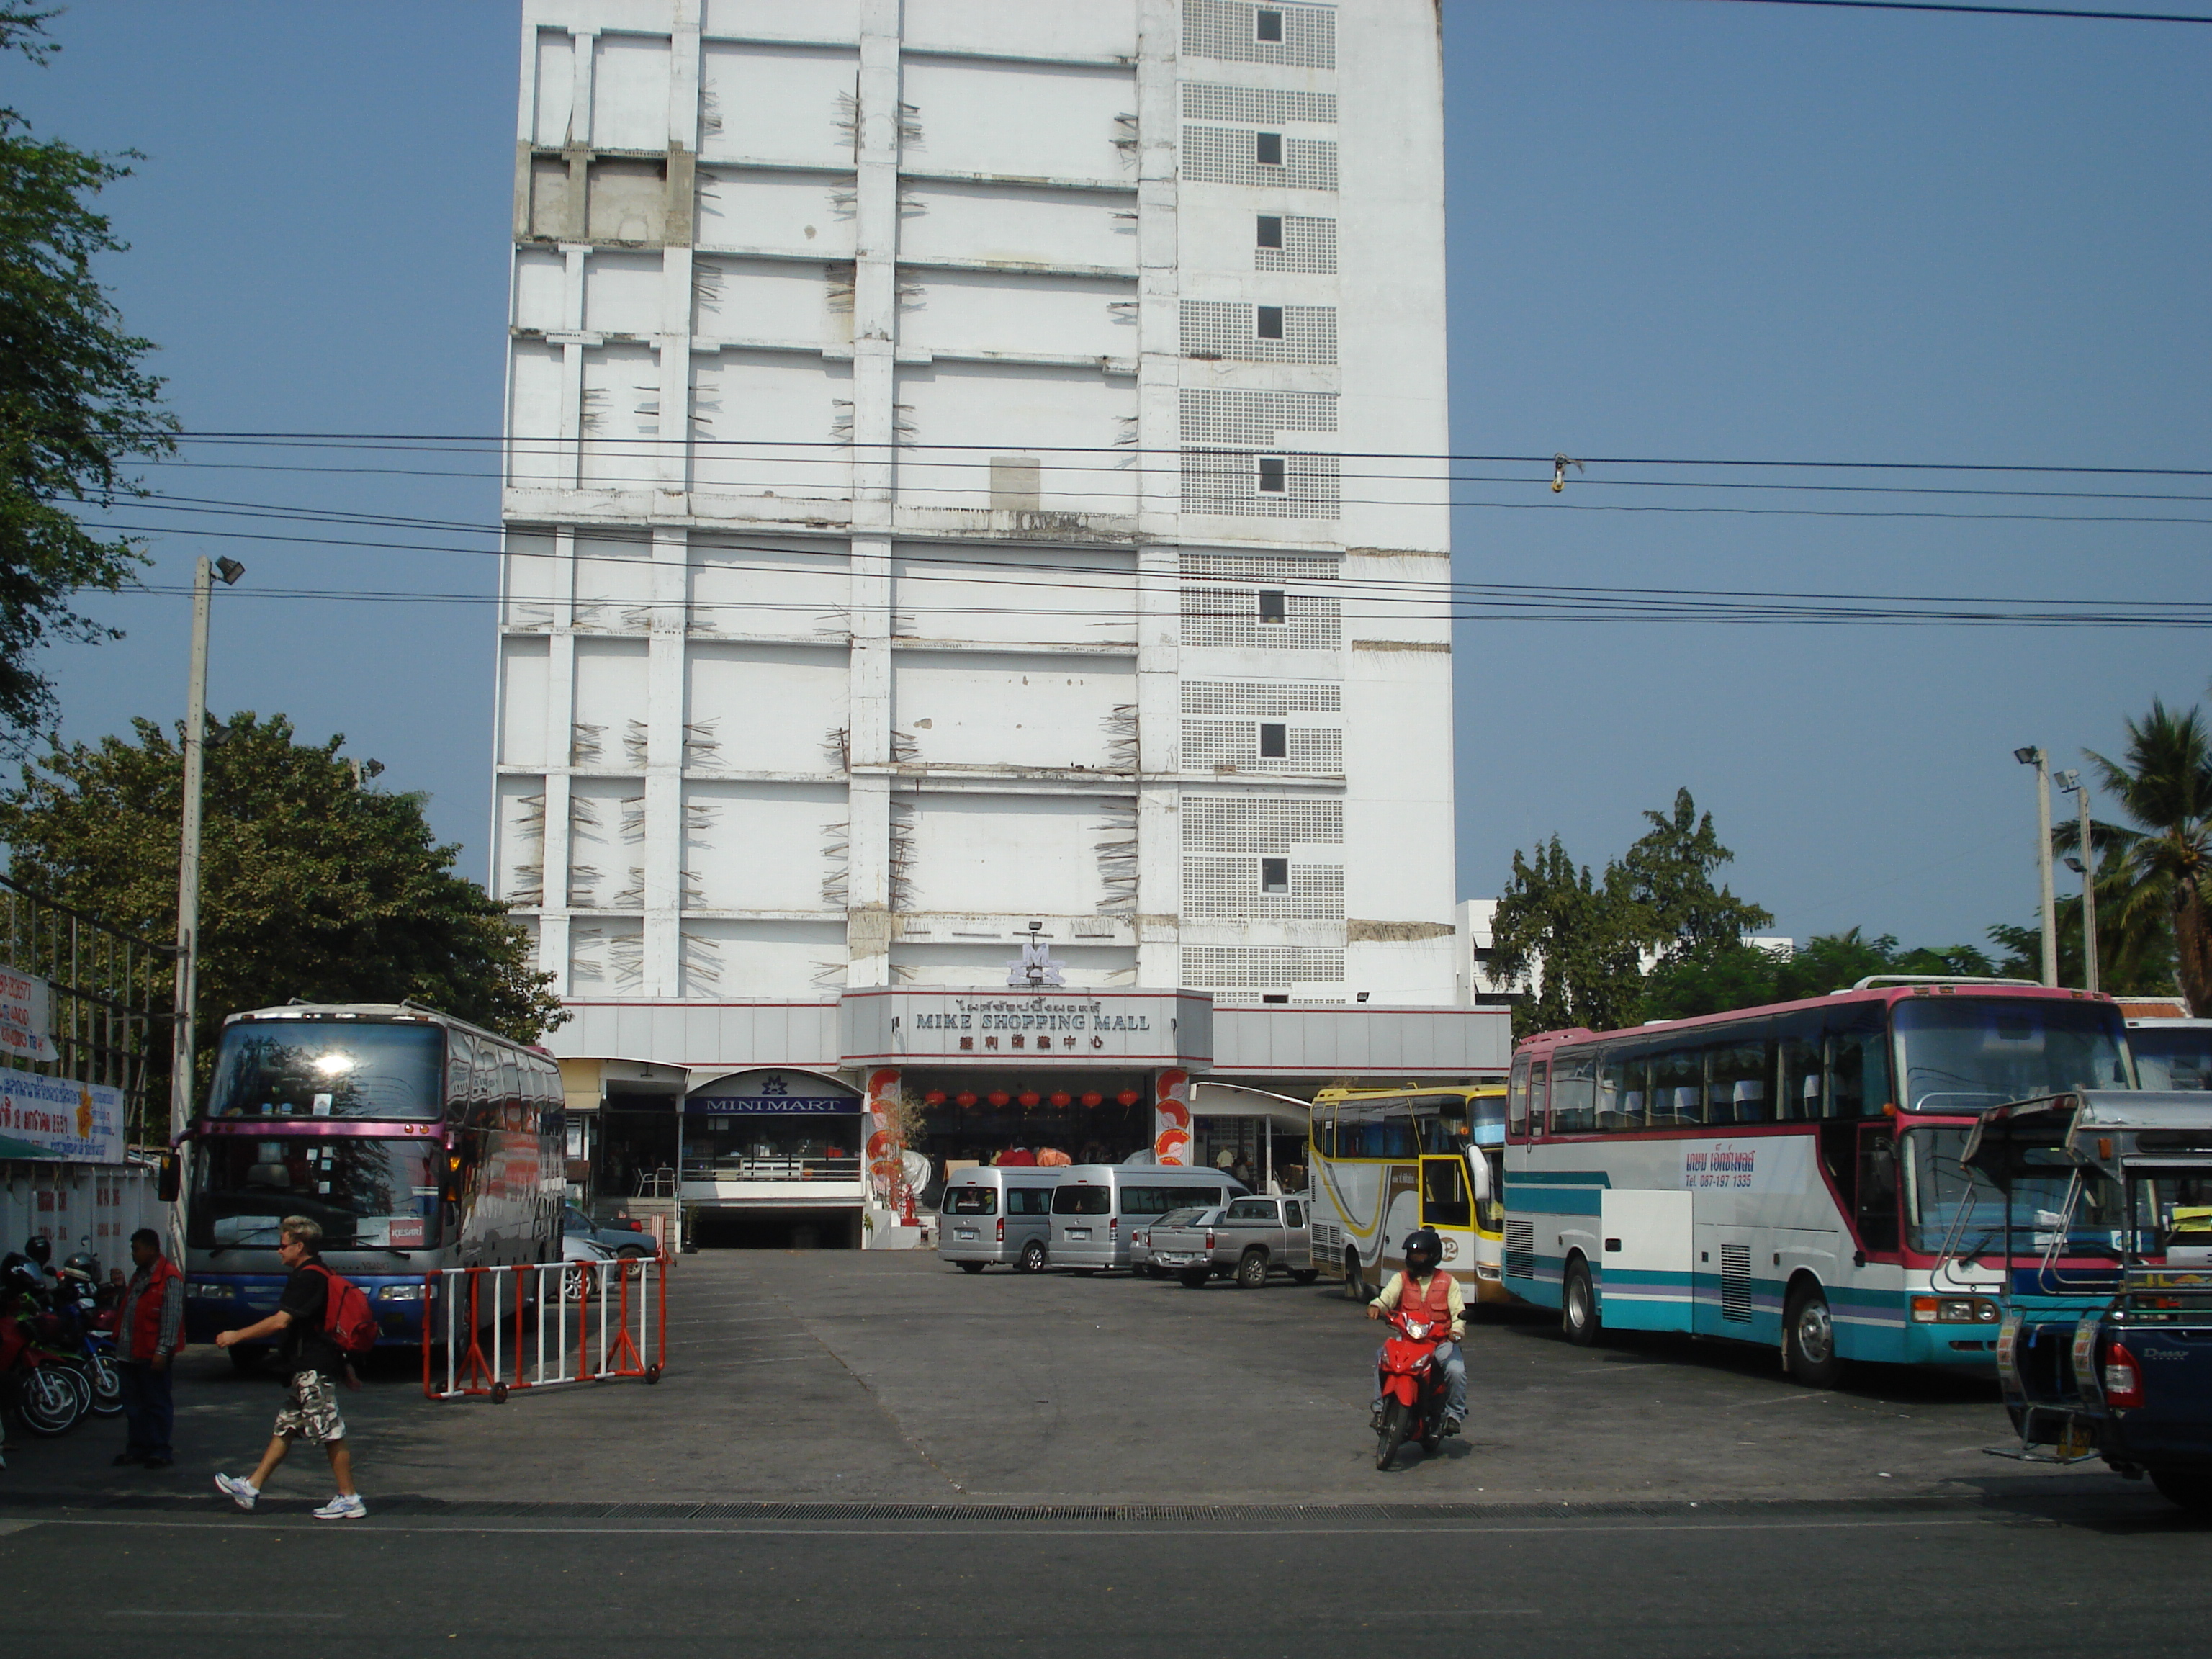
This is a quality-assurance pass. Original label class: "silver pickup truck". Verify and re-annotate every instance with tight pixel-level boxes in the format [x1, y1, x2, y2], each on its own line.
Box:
[1147, 1194, 1317, 1289]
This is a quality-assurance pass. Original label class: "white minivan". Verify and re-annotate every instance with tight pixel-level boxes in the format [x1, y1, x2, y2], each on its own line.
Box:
[938, 1166, 1065, 1273]
[1048, 1164, 1249, 1272]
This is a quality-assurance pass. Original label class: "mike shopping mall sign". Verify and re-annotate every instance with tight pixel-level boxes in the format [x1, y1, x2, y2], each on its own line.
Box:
[840, 988, 1213, 1069]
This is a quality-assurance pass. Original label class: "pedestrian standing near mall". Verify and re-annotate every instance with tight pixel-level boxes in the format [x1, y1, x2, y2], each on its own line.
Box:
[113, 1227, 185, 1469]
[211, 1217, 367, 1519]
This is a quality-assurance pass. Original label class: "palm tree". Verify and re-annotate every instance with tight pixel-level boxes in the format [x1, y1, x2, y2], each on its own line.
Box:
[2077, 698, 2212, 1015]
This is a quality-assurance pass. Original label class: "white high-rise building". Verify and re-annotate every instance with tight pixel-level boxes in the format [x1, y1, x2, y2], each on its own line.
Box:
[492, 1, 1482, 1238]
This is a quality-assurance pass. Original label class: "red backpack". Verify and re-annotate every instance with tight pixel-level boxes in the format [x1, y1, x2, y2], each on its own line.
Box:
[307, 1264, 378, 1359]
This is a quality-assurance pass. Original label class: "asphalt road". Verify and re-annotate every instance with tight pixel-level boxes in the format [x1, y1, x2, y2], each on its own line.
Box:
[4, 1249, 2206, 1656]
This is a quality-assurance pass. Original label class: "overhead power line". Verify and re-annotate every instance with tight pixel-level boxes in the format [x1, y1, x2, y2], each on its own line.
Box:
[1696, 0, 2212, 22]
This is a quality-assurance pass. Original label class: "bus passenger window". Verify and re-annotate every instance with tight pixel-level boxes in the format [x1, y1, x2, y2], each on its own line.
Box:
[1828, 1027, 1892, 1118]
[1779, 1034, 1822, 1120]
[1650, 1048, 1701, 1126]
[1856, 1127, 1901, 1253]
[1529, 1066, 1549, 1134]
[1552, 1053, 1597, 1134]
[1507, 1060, 1529, 1135]
[1421, 1158, 1473, 1230]
[1708, 1042, 1770, 1125]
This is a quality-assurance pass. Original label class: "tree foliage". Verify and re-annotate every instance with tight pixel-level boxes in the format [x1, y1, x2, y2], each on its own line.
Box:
[1617, 788, 1773, 962]
[1644, 929, 1997, 1021]
[2073, 696, 2212, 1015]
[0, 714, 565, 1102]
[1488, 835, 1647, 1038]
[0, 7, 176, 742]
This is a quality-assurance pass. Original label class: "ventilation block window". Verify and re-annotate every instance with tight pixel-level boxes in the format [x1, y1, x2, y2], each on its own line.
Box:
[1258, 587, 1287, 622]
[1254, 131, 1284, 166]
[1259, 722, 1288, 758]
[1255, 305, 1285, 340]
[1256, 457, 1287, 495]
[1260, 858, 1291, 894]
[1256, 8, 1285, 42]
[1256, 214, 1285, 250]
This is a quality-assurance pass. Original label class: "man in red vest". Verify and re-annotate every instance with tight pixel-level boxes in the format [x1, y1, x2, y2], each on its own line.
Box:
[1366, 1226, 1466, 1435]
[114, 1227, 185, 1469]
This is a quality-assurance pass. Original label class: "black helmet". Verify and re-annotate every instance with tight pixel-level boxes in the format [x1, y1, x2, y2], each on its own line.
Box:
[1403, 1227, 1442, 1276]
[23, 1235, 51, 1266]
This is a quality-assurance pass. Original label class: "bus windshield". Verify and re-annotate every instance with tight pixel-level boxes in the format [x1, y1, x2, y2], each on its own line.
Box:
[2132, 1026, 2212, 1092]
[186, 1135, 441, 1252]
[207, 1020, 446, 1121]
[1906, 1126, 2125, 1259]
[1894, 999, 2132, 1114]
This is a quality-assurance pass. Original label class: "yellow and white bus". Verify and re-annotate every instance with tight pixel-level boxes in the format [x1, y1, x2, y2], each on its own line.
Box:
[1308, 1084, 1513, 1309]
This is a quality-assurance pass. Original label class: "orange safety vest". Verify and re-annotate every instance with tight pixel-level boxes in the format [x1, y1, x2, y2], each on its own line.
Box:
[1397, 1269, 1456, 1331]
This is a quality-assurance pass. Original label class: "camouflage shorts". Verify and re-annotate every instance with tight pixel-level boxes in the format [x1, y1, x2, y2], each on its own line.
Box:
[274, 1370, 346, 1444]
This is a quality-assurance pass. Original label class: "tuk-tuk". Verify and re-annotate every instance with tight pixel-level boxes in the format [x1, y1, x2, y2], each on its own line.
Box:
[1961, 1091, 2212, 1514]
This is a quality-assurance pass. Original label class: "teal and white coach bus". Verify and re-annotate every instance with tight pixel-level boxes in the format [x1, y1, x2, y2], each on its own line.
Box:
[1503, 980, 2139, 1382]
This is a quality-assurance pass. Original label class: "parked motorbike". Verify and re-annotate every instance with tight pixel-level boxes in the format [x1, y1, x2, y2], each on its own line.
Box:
[1372, 1306, 1450, 1470]
[48, 1262, 122, 1418]
[1, 1259, 89, 1437]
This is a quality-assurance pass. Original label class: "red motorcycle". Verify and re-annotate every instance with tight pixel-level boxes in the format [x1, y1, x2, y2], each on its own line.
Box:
[1373, 1306, 1450, 1470]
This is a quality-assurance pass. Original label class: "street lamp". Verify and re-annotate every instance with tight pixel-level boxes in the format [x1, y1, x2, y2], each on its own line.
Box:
[2013, 747, 2056, 988]
[2054, 768, 2099, 995]
[171, 555, 245, 1141]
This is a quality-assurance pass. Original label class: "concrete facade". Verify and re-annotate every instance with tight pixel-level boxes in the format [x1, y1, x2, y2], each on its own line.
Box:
[492, 0, 1455, 1012]
[490, 2, 1469, 1237]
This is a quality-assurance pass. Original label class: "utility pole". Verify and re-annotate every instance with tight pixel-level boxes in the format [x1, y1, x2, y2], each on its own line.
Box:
[2056, 769, 2099, 994]
[2014, 746, 2057, 987]
[171, 556, 244, 1139]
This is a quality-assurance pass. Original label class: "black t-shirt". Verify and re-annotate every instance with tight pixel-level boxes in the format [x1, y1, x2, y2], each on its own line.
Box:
[277, 1262, 346, 1379]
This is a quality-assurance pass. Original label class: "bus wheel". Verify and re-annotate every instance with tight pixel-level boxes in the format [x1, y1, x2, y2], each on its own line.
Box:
[1291, 1269, 1319, 1285]
[1784, 1283, 1846, 1388]
[1344, 1248, 1367, 1303]
[2149, 1467, 2212, 1515]
[1562, 1256, 1601, 1347]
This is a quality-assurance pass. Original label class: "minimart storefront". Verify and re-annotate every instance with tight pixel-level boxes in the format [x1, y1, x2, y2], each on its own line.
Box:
[552, 987, 1510, 1249]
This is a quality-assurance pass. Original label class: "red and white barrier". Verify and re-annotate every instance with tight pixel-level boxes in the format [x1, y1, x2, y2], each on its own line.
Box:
[423, 1256, 665, 1402]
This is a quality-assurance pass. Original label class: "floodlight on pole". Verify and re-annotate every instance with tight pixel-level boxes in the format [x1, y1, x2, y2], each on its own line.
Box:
[2014, 747, 2057, 988]
[2055, 768, 2099, 995]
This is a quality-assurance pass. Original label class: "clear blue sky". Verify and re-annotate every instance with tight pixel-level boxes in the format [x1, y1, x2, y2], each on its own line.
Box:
[8, 0, 2209, 954]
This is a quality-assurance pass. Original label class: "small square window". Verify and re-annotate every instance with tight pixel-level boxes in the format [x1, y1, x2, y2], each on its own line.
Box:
[1256, 458, 1287, 495]
[1259, 723, 1287, 758]
[1255, 305, 1284, 340]
[1258, 588, 1287, 622]
[1256, 215, 1284, 250]
[1256, 8, 1285, 42]
[1255, 132, 1283, 167]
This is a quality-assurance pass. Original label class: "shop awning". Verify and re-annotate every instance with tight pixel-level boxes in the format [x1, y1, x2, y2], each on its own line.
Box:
[1190, 1082, 1311, 1132]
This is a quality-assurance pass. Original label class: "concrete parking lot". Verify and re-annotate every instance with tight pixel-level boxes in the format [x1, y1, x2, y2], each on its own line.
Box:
[8, 1251, 2208, 1659]
[0, 1247, 2159, 1509]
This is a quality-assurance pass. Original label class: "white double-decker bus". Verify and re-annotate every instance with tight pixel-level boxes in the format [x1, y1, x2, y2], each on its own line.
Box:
[1503, 981, 2137, 1381]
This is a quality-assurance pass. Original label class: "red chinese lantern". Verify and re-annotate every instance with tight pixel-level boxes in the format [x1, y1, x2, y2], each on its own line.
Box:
[1116, 1089, 1141, 1107]
[1017, 1091, 1042, 1109]
[954, 1092, 977, 1108]
[1048, 1092, 1071, 1108]
[987, 1090, 1012, 1108]
[923, 1089, 946, 1106]
[1080, 1092, 1102, 1108]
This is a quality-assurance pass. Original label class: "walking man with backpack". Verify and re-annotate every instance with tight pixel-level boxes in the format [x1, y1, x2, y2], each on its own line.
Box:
[212, 1216, 372, 1519]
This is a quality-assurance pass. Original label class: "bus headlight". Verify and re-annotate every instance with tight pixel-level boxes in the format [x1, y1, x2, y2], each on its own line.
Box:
[1912, 1295, 2000, 1323]
[187, 1282, 238, 1300]
[374, 1284, 426, 1302]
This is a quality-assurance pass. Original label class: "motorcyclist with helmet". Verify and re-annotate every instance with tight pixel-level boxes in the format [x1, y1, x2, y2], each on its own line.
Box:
[1366, 1226, 1466, 1436]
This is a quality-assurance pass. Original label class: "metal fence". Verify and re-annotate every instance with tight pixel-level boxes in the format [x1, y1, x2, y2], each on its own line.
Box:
[425, 1257, 667, 1402]
[0, 871, 172, 1146]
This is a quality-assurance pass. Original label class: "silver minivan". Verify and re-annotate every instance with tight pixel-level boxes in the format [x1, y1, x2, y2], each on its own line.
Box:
[1048, 1164, 1249, 1272]
[939, 1166, 1065, 1273]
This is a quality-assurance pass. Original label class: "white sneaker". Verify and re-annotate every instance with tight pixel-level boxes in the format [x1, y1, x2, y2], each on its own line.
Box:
[312, 1493, 367, 1521]
[214, 1474, 258, 1511]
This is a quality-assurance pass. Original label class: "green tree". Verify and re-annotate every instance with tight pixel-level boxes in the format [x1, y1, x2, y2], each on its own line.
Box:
[1488, 835, 1647, 1038]
[1615, 787, 1773, 962]
[1642, 927, 1998, 1020]
[2067, 697, 2211, 1014]
[0, 8, 176, 742]
[0, 713, 564, 1118]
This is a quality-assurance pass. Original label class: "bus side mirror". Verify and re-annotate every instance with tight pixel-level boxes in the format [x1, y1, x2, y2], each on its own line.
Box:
[155, 1152, 180, 1204]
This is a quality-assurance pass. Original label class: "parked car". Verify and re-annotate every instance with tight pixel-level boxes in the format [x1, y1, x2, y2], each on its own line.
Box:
[1154, 1193, 1316, 1289]
[1131, 1205, 1220, 1278]
[563, 1203, 657, 1258]
[1048, 1164, 1248, 1272]
[560, 1233, 617, 1300]
[938, 1166, 1064, 1273]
